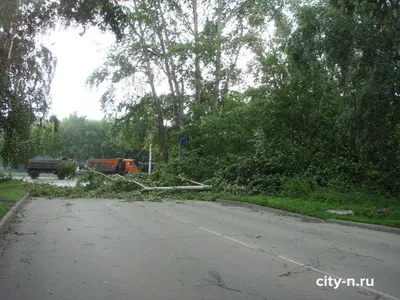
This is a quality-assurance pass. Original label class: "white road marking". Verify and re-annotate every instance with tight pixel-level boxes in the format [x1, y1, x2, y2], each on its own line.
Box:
[221, 235, 258, 249]
[172, 217, 190, 224]
[143, 203, 400, 300]
[197, 226, 222, 236]
[278, 255, 343, 279]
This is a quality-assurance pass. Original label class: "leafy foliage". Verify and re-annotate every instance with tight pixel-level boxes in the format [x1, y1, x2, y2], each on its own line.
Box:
[57, 161, 77, 179]
[28, 113, 130, 162]
[0, 171, 12, 183]
[0, 1, 57, 167]
[0, 0, 131, 167]
[24, 169, 164, 201]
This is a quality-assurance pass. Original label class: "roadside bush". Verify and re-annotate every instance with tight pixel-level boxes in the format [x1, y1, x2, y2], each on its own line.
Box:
[150, 151, 215, 186]
[57, 161, 77, 179]
[206, 176, 248, 195]
[218, 157, 258, 186]
[248, 175, 282, 195]
[0, 171, 12, 183]
[281, 176, 317, 198]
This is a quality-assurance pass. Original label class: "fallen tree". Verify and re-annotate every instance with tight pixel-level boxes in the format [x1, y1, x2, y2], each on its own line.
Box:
[83, 164, 212, 192]
[22, 163, 213, 201]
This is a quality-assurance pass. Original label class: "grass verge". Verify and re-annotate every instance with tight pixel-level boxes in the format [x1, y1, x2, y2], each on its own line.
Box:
[217, 194, 400, 228]
[0, 203, 9, 218]
[0, 180, 26, 202]
[0, 179, 26, 218]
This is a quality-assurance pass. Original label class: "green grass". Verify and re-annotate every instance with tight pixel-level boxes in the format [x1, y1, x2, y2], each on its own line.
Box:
[218, 194, 400, 228]
[0, 203, 9, 218]
[0, 180, 26, 202]
[0, 179, 26, 219]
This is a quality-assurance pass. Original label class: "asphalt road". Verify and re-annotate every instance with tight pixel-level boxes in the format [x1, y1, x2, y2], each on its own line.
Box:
[0, 198, 399, 300]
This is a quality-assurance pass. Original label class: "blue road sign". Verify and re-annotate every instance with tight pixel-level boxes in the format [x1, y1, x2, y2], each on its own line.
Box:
[178, 134, 187, 144]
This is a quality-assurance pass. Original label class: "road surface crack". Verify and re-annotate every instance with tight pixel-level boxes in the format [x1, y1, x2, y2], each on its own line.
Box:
[20, 257, 31, 264]
[203, 270, 241, 293]
[309, 257, 320, 268]
[327, 245, 383, 263]
[14, 232, 37, 236]
[279, 265, 306, 277]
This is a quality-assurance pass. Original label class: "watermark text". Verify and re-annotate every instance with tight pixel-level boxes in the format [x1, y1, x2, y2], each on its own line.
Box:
[316, 276, 374, 290]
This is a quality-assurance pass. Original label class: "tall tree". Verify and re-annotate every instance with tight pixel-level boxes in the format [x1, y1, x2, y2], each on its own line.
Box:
[133, 0, 169, 163]
[0, 0, 57, 167]
[88, 0, 171, 162]
[0, 0, 128, 167]
[191, 0, 202, 104]
[212, 0, 223, 113]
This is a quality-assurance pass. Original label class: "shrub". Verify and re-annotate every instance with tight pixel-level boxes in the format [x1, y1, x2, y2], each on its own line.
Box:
[57, 161, 77, 179]
[0, 171, 12, 183]
[247, 175, 282, 194]
[281, 176, 316, 198]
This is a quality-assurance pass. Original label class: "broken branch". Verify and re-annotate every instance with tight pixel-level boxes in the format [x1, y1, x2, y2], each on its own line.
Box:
[178, 176, 206, 186]
[84, 165, 147, 188]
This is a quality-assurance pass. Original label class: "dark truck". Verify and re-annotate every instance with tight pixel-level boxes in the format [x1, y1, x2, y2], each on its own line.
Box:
[27, 157, 74, 180]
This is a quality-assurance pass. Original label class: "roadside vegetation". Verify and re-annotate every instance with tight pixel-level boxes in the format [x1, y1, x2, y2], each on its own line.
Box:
[20, 166, 400, 228]
[0, 174, 26, 218]
[1, 1, 399, 226]
[216, 194, 400, 228]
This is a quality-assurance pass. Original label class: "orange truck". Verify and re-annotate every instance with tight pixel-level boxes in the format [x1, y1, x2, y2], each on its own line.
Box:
[86, 158, 138, 175]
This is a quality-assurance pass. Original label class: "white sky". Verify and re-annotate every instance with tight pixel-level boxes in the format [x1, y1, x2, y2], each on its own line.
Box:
[42, 27, 115, 121]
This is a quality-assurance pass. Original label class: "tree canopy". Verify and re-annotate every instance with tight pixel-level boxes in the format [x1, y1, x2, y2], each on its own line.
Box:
[0, 0, 127, 167]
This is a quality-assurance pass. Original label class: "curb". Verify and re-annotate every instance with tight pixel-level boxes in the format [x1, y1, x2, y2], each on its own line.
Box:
[215, 199, 323, 223]
[215, 199, 400, 235]
[325, 219, 400, 235]
[0, 193, 30, 237]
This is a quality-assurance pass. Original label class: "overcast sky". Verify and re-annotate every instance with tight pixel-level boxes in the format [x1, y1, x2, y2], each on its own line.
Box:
[41, 22, 259, 122]
[42, 27, 115, 121]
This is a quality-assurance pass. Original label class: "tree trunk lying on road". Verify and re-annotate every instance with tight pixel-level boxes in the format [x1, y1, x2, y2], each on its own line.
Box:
[142, 185, 212, 191]
[84, 165, 211, 191]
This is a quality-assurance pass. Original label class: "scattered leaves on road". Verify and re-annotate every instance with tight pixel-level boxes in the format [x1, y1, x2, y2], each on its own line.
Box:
[15, 212, 25, 218]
